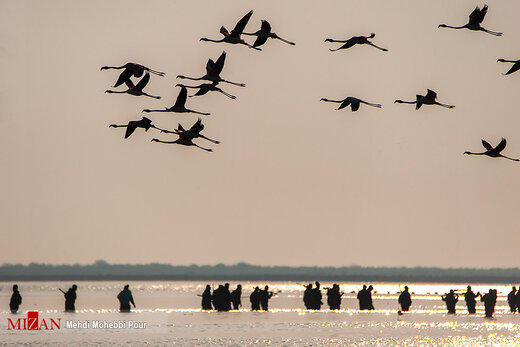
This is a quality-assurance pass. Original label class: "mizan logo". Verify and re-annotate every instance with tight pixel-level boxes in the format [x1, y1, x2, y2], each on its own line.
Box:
[7, 311, 61, 331]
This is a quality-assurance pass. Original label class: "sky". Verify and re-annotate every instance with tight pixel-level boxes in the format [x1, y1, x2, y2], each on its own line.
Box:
[1, 0, 519, 268]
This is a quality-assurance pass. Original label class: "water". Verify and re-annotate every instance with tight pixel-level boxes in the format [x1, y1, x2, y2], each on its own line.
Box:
[1, 281, 519, 346]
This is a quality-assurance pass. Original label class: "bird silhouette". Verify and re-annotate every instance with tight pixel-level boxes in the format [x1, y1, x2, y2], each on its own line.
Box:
[151, 125, 213, 152]
[109, 117, 162, 139]
[464, 138, 519, 161]
[101, 63, 165, 88]
[438, 5, 502, 36]
[242, 20, 295, 47]
[394, 89, 455, 110]
[161, 118, 220, 144]
[105, 72, 160, 99]
[497, 58, 520, 75]
[142, 86, 210, 115]
[177, 51, 245, 87]
[325, 33, 388, 52]
[200, 10, 261, 50]
[176, 82, 236, 99]
[320, 96, 381, 112]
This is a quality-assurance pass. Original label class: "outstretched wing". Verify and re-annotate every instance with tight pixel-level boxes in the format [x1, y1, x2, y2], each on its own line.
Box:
[338, 99, 351, 110]
[415, 95, 423, 110]
[481, 139, 493, 151]
[231, 10, 253, 36]
[261, 20, 272, 33]
[124, 122, 138, 139]
[125, 79, 135, 89]
[189, 118, 204, 133]
[469, 5, 487, 25]
[220, 26, 230, 36]
[135, 72, 150, 91]
[505, 62, 520, 75]
[174, 86, 188, 108]
[351, 100, 360, 112]
[425, 89, 437, 100]
[213, 51, 226, 75]
[114, 67, 134, 88]
[206, 59, 215, 74]
[493, 138, 506, 153]
[253, 36, 268, 47]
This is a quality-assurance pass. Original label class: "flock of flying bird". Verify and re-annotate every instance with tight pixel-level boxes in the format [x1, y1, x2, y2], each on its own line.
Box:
[102, 5, 519, 160]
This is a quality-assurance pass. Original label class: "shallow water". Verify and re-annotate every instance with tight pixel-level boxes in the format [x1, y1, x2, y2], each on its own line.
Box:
[1, 281, 519, 346]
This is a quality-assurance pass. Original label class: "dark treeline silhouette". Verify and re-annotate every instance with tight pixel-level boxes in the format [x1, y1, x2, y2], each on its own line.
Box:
[1, 261, 520, 283]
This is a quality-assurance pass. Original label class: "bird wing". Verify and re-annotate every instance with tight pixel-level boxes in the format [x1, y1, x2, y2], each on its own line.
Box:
[493, 138, 507, 153]
[481, 139, 494, 151]
[189, 118, 204, 133]
[206, 59, 215, 74]
[213, 51, 226, 75]
[338, 99, 351, 110]
[415, 95, 423, 109]
[351, 100, 360, 112]
[506, 62, 520, 75]
[125, 79, 135, 89]
[220, 26, 230, 36]
[124, 122, 138, 139]
[253, 36, 268, 47]
[475, 5, 488, 24]
[114, 68, 134, 88]
[177, 124, 186, 132]
[135, 72, 150, 91]
[261, 20, 272, 33]
[174, 86, 188, 108]
[425, 89, 437, 100]
[231, 10, 253, 36]
[469, 5, 487, 25]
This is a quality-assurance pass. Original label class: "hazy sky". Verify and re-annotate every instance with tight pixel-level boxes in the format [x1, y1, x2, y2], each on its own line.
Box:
[1, 0, 519, 267]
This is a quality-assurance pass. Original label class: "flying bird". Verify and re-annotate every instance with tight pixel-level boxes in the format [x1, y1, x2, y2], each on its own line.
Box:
[142, 86, 210, 115]
[394, 89, 455, 109]
[200, 10, 261, 50]
[109, 117, 162, 139]
[464, 138, 519, 161]
[497, 58, 520, 75]
[101, 63, 165, 88]
[176, 82, 236, 99]
[242, 20, 295, 47]
[104, 72, 160, 99]
[438, 4, 502, 36]
[177, 51, 245, 87]
[161, 118, 220, 144]
[151, 127, 213, 152]
[320, 96, 381, 112]
[325, 33, 388, 52]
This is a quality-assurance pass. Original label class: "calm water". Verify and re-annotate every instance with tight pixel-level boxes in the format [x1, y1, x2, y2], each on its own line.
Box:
[1, 281, 519, 346]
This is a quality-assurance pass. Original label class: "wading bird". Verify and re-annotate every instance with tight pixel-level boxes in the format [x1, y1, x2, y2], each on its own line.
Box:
[242, 20, 295, 47]
[320, 96, 381, 112]
[176, 82, 236, 99]
[438, 5, 502, 36]
[394, 89, 455, 109]
[161, 118, 220, 144]
[142, 86, 210, 115]
[109, 117, 162, 139]
[101, 63, 165, 88]
[200, 10, 261, 50]
[325, 33, 388, 52]
[151, 131, 213, 152]
[497, 58, 520, 75]
[105, 72, 160, 99]
[464, 138, 519, 161]
[177, 51, 245, 87]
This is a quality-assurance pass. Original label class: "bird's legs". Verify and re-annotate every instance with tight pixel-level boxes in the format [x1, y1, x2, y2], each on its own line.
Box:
[480, 28, 502, 36]
[218, 78, 246, 87]
[215, 88, 237, 99]
[199, 135, 220, 144]
[435, 102, 455, 109]
[148, 69, 165, 76]
[193, 144, 213, 152]
[360, 101, 382, 108]
[499, 155, 520, 161]
[187, 109, 211, 116]
[275, 36, 295, 45]
[142, 108, 171, 113]
[367, 42, 388, 51]
[142, 93, 161, 99]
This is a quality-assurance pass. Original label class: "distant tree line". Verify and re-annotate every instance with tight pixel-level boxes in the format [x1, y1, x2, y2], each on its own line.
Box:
[0, 261, 518, 283]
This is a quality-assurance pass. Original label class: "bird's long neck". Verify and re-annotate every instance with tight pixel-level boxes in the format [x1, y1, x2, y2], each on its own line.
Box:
[179, 76, 204, 82]
[326, 39, 348, 43]
[440, 24, 466, 30]
[464, 151, 486, 155]
[187, 109, 210, 116]
[321, 99, 342, 103]
[102, 65, 125, 70]
[153, 139, 179, 144]
[201, 38, 224, 43]
[142, 109, 170, 113]
[105, 90, 127, 94]
[395, 100, 417, 104]
[109, 124, 127, 128]
[498, 59, 516, 63]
